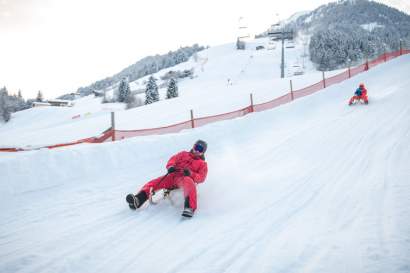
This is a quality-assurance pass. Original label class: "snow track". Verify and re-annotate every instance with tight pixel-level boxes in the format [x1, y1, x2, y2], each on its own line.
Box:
[1, 56, 410, 273]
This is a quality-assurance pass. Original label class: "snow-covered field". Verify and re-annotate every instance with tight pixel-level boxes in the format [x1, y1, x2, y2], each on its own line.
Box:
[0, 38, 342, 148]
[0, 43, 409, 273]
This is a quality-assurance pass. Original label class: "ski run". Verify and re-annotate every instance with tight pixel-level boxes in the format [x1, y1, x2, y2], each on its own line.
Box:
[1, 41, 410, 273]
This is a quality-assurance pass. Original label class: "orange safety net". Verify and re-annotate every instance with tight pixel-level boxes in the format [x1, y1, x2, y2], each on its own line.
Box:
[114, 120, 192, 140]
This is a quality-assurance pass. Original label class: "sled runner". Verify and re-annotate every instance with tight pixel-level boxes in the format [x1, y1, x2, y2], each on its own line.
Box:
[349, 98, 369, 105]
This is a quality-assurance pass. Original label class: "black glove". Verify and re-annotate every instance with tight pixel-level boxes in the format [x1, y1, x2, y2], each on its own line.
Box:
[167, 166, 176, 174]
[183, 168, 191, 176]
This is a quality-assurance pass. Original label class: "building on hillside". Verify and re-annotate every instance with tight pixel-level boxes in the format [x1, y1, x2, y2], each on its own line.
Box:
[47, 99, 74, 107]
[32, 99, 73, 108]
[32, 102, 51, 107]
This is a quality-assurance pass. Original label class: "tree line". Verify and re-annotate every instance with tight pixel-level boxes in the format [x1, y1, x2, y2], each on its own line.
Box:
[60, 44, 204, 100]
[285, 0, 410, 70]
[0, 87, 42, 122]
[103, 76, 179, 109]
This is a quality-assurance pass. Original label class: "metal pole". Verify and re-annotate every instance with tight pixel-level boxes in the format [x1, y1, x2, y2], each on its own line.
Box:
[190, 109, 195, 128]
[281, 35, 285, 78]
[290, 80, 294, 101]
[250, 93, 254, 112]
[111, 112, 116, 141]
[322, 71, 326, 88]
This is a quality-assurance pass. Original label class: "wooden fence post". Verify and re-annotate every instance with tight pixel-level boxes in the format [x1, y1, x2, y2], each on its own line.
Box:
[400, 40, 403, 56]
[290, 80, 294, 101]
[348, 65, 351, 78]
[250, 93, 254, 112]
[322, 71, 326, 88]
[190, 109, 195, 128]
[111, 112, 116, 141]
[365, 55, 369, 71]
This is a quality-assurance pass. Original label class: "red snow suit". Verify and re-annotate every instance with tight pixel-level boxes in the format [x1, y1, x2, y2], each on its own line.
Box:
[349, 86, 368, 104]
[139, 150, 208, 211]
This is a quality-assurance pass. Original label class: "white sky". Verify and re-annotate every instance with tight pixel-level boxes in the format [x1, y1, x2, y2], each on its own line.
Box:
[0, 0, 382, 99]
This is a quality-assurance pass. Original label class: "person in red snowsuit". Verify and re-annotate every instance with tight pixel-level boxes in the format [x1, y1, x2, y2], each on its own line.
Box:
[126, 140, 208, 217]
[349, 83, 368, 105]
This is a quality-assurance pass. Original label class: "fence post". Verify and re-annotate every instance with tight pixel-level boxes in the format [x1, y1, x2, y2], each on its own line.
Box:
[111, 112, 116, 141]
[400, 40, 403, 56]
[365, 55, 369, 71]
[190, 109, 195, 128]
[322, 71, 326, 88]
[348, 65, 351, 78]
[290, 80, 294, 101]
[384, 49, 387, 62]
[249, 93, 254, 112]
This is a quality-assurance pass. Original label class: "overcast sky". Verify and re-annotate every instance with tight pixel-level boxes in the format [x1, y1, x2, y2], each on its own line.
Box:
[0, 0, 404, 99]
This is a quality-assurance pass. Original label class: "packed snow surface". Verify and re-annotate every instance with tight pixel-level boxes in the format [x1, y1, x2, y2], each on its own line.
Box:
[0, 50, 409, 272]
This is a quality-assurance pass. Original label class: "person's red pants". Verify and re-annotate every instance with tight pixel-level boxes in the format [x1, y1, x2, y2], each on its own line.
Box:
[140, 174, 198, 211]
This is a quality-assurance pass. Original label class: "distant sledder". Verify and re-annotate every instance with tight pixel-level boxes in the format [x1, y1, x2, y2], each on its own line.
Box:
[349, 83, 369, 106]
[126, 140, 208, 218]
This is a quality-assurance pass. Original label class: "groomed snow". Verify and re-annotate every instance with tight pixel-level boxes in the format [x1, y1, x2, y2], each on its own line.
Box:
[0, 51, 409, 272]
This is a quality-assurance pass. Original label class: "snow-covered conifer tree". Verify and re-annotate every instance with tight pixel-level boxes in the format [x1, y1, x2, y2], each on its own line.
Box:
[118, 77, 131, 103]
[0, 89, 11, 122]
[144, 76, 159, 104]
[36, 90, 44, 102]
[166, 78, 178, 99]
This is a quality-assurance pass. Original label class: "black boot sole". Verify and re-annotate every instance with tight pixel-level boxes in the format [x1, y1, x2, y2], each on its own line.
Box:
[126, 194, 137, 210]
[182, 210, 194, 218]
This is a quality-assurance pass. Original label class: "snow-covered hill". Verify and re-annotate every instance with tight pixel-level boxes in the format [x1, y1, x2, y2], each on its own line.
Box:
[378, 0, 410, 14]
[0, 51, 409, 273]
[0, 38, 334, 148]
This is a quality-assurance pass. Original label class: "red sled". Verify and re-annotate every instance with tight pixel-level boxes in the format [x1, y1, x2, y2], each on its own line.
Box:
[348, 96, 369, 106]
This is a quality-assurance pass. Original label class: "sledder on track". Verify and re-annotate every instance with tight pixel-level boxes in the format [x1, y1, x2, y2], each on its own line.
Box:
[126, 140, 208, 218]
[349, 83, 369, 105]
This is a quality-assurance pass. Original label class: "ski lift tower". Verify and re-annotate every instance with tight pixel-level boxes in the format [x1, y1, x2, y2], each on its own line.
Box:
[268, 19, 294, 78]
[237, 16, 250, 50]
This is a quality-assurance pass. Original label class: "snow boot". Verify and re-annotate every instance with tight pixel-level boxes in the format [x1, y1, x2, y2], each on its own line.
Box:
[182, 207, 194, 218]
[181, 197, 194, 218]
[126, 191, 148, 210]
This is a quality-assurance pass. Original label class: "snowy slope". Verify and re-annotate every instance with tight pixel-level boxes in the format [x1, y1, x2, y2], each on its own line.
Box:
[0, 39, 337, 148]
[0, 55, 409, 273]
[378, 0, 410, 14]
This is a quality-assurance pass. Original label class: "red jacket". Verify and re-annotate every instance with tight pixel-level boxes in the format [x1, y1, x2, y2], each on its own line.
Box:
[166, 151, 208, 183]
[361, 87, 368, 97]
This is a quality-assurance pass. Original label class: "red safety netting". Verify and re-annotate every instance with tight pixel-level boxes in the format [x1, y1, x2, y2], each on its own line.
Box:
[114, 120, 192, 140]
[46, 129, 114, 148]
[195, 106, 252, 127]
[325, 70, 350, 88]
[0, 129, 114, 152]
[293, 81, 324, 100]
[350, 63, 367, 77]
[253, 93, 292, 112]
[368, 55, 385, 69]
[0, 148, 25, 152]
[2, 49, 409, 152]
